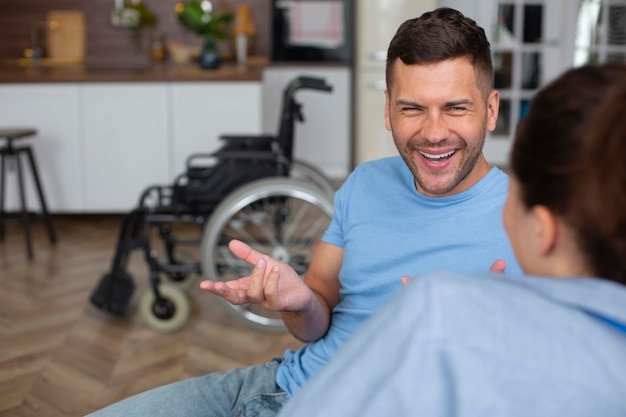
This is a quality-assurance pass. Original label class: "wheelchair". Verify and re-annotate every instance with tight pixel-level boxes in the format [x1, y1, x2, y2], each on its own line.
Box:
[89, 76, 336, 333]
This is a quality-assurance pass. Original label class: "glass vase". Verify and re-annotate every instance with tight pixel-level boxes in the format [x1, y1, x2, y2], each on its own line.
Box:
[198, 38, 221, 69]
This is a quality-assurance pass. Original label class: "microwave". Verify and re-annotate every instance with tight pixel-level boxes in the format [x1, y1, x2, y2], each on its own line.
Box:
[271, 0, 353, 63]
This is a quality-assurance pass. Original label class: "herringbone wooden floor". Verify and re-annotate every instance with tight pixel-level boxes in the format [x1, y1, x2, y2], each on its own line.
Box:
[0, 215, 303, 417]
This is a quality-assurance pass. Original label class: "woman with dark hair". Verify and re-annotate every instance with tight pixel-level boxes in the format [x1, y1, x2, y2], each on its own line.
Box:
[507, 64, 626, 287]
[276, 64, 626, 416]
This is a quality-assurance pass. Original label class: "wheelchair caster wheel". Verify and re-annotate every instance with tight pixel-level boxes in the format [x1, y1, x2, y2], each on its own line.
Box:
[159, 250, 199, 290]
[139, 284, 190, 333]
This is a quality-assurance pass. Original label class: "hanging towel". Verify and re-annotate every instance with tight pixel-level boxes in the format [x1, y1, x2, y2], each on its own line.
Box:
[289, 1, 344, 48]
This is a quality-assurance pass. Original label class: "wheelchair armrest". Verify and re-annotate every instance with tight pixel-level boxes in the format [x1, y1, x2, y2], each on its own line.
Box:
[177, 150, 280, 185]
[215, 149, 277, 160]
[219, 134, 275, 150]
[185, 152, 218, 169]
[138, 184, 175, 208]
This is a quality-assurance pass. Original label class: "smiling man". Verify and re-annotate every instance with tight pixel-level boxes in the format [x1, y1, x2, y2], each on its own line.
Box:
[388, 57, 497, 197]
[385, 15, 499, 199]
[86, 8, 521, 417]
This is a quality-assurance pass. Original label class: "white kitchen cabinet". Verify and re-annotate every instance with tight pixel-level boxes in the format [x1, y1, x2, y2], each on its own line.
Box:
[262, 66, 351, 180]
[0, 84, 83, 211]
[0, 81, 261, 213]
[170, 82, 262, 175]
[81, 83, 170, 212]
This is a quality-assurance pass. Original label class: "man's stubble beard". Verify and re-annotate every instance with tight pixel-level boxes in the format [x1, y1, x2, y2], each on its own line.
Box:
[391, 120, 487, 196]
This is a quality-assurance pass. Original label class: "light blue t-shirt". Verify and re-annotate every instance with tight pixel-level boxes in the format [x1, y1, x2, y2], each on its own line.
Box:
[276, 156, 521, 395]
[278, 271, 626, 416]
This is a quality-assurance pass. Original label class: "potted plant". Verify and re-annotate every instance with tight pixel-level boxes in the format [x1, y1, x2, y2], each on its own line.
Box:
[110, 0, 158, 49]
[174, 1, 233, 69]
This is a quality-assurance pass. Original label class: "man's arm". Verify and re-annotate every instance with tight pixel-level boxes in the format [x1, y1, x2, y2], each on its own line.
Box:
[282, 241, 344, 342]
[200, 239, 344, 342]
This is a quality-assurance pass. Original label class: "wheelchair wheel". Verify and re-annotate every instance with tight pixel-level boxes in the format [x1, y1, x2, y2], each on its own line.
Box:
[201, 177, 334, 332]
[290, 159, 336, 198]
[139, 284, 191, 333]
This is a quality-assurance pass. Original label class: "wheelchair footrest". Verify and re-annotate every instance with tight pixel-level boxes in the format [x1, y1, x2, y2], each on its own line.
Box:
[90, 271, 136, 315]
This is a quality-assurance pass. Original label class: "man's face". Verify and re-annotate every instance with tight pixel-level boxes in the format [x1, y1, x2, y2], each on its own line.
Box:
[385, 58, 498, 197]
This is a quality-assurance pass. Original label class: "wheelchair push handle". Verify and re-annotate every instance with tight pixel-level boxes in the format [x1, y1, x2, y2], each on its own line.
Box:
[297, 76, 333, 92]
[284, 76, 333, 98]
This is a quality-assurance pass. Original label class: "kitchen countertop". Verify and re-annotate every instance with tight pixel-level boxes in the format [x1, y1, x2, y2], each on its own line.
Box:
[0, 57, 351, 84]
[0, 57, 269, 84]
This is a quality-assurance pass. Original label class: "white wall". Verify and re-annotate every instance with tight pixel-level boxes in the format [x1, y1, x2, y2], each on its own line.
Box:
[262, 67, 351, 180]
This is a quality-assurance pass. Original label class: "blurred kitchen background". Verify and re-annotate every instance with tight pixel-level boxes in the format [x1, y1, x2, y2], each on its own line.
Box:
[1, 2, 625, 415]
[1, 0, 625, 213]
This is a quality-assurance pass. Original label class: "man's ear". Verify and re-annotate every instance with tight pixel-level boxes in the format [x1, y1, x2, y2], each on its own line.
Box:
[532, 205, 558, 256]
[485, 89, 500, 133]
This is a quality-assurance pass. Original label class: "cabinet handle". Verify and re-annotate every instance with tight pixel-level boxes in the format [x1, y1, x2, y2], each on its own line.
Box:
[367, 79, 386, 90]
[367, 50, 387, 61]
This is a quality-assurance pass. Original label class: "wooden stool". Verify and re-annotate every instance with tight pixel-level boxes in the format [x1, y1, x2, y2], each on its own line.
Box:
[0, 128, 57, 259]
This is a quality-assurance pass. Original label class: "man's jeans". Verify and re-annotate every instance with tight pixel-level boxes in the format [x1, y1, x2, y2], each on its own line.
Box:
[85, 359, 288, 417]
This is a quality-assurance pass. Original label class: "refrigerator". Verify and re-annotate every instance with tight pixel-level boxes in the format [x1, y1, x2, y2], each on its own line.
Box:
[353, 0, 437, 166]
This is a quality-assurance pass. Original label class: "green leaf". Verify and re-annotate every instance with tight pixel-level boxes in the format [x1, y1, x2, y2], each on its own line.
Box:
[175, 1, 233, 40]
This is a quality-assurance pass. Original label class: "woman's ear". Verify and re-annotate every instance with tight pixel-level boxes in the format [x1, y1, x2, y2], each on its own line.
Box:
[531, 205, 559, 256]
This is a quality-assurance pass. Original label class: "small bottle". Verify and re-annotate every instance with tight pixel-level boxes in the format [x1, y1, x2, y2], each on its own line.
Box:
[234, 4, 255, 66]
[150, 30, 167, 63]
[236, 33, 247, 66]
